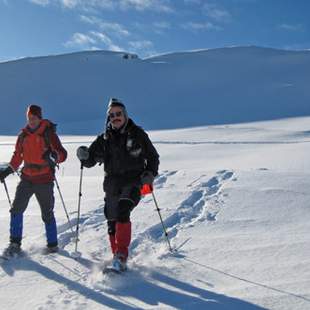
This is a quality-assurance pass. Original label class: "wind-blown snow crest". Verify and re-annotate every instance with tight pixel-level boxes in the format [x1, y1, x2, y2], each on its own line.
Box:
[0, 46, 310, 134]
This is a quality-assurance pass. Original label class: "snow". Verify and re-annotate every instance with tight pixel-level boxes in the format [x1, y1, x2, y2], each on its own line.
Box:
[0, 116, 310, 309]
[0, 46, 310, 134]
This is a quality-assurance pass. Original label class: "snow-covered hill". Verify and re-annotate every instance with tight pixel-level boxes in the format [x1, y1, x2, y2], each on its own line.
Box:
[0, 46, 310, 134]
[0, 117, 309, 309]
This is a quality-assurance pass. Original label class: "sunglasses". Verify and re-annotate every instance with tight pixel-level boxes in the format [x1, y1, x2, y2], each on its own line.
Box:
[109, 111, 123, 119]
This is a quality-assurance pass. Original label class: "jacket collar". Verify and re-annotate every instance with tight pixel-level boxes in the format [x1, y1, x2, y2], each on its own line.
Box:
[105, 118, 136, 139]
[22, 119, 51, 135]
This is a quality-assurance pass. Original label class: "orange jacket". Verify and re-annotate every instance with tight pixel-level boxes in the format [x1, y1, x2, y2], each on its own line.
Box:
[10, 119, 67, 183]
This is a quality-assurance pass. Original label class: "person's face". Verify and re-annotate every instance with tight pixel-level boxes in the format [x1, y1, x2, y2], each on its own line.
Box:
[27, 114, 41, 129]
[109, 107, 126, 129]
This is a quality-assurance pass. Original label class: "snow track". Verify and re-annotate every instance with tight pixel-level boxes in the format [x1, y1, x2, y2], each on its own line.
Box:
[0, 169, 235, 309]
[131, 170, 235, 254]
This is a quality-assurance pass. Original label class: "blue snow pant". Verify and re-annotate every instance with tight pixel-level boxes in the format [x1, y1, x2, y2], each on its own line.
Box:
[10, 179, 57, 247]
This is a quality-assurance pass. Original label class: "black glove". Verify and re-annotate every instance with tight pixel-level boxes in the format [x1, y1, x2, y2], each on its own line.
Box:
[93, 150, 104, 165]
[77, 146, 89, 161]
[43, 150, 58, 168]
[0, 166, 14, 183]
[140, 170, 155, 185]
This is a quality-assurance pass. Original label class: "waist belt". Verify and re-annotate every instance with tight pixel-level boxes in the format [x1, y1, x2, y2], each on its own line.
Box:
[23, 163, 50, 170]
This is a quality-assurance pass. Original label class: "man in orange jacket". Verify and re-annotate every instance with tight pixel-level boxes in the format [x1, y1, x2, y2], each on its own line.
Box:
[0, 105, 67, 257]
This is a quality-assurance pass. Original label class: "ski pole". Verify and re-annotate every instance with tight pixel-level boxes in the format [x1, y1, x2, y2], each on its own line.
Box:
[54, 176, 74, 235]
[151, 191, 174, 253]
[73, 163, 84, 257]
[2, 180, 13, 209]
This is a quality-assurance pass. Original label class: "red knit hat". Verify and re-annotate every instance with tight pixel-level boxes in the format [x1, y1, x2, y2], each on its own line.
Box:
[27, 105, 42, 119]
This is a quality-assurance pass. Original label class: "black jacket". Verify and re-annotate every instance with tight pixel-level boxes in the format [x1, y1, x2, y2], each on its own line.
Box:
[83, 119, 159, 191]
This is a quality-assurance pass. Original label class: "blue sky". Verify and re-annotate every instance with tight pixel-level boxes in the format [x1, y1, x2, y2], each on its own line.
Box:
[0, 0, 309, 61]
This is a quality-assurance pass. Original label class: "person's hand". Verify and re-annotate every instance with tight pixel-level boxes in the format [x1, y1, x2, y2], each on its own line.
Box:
[77, 146, 89, 161]
[0, 166, 14, 183]
[140, 170, 155, 185]
[43, 150, 58, 167]
[49, 151, 58, 163]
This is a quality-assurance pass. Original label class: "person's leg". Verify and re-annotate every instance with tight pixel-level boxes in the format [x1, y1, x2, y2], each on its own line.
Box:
[10, 179, 34, 245]
[115, 185, 141, 261]
[108, 220, 116, 254]
[104, 194, 118, 256]
[34, 182, 57, 248]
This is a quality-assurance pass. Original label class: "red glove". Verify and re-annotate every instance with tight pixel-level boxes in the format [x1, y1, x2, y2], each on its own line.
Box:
[140, 184, 153, 196]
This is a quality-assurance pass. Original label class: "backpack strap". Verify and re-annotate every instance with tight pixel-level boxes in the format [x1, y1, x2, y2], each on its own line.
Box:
[17, 131, 27, 150]
[42, 122, 57, 150]
[41, 123, 58, 172]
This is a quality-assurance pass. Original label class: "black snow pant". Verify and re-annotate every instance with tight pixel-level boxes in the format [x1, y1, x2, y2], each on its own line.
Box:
[11, 179, 55, 222]
[104, 183, 141, 236]
[10, 179, 57, 246]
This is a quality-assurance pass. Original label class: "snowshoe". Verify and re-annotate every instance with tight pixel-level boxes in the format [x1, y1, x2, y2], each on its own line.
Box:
[103, 253, 127, 274]
[42, 245, 59, 255]
[1, 242, 22, 260]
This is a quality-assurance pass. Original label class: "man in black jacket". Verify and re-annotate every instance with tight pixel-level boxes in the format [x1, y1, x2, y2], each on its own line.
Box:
[77, 98, 159, 271]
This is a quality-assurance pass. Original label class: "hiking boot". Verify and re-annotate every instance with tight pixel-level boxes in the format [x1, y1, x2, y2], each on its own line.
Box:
[43, 244, 59, 255]
[111, 253, 127, 272]
[2, 242, 21, 258]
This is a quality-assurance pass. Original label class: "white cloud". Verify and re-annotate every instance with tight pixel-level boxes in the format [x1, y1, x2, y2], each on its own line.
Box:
[80, 15, 130, 37]
[64, 32, 96, 48]
[29, 0, 50, 6]
[119, 0, 173, 13]
[183, 0, 201, 4]
[203, 3, 231, 23]
[59, 0, 114, 9]
[152, 21, 171, 34]
[29, 0, 173, 13]
[61, 0, 78, 9]
[128, 40, 156, 58]
[80, 14, 98, 24]
[182, 21, 222, 31]
[99, 22, 130, 37]
[129, 40, 153, 50]
[90, 31, 123, 51]
[278, 23, 303, 32]
[153, 21, 171, 29]
[64, 30, 124, 51]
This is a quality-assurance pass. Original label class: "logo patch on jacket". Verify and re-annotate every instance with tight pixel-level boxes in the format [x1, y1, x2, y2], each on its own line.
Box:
[126, 138, 142, 157]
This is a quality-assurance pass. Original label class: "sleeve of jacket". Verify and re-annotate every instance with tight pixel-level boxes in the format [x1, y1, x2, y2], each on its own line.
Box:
[140, 130, 159, 176]
[50, 132, 67, 164]
[82, 134, 106, 168]
[9, 134, 24, 171]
